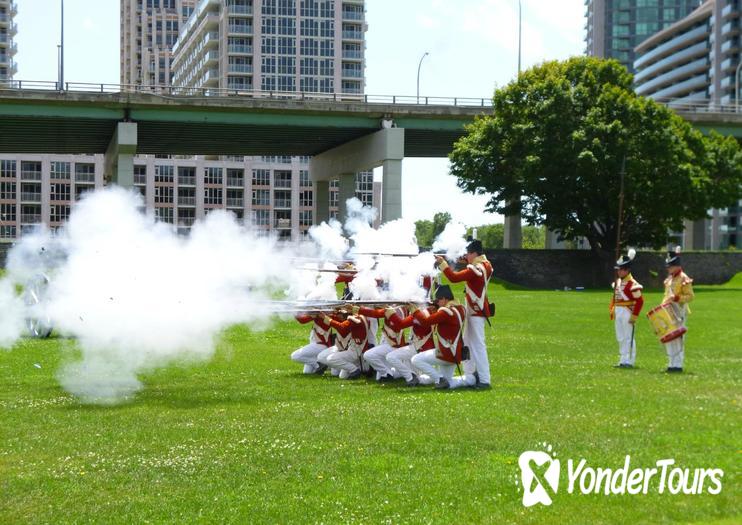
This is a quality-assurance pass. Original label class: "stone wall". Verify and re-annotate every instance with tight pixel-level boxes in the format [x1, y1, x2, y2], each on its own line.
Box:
[485, 249, 742, 289]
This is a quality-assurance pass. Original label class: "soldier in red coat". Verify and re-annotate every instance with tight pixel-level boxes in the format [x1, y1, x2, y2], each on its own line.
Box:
[324, 312, 372, 380]
[610, 249, 644, 368]
[386, 305, 436, 386]
[291, 313, 334, 374]
[435, 239, 493, 388]
[356, 305, 408, 382]
[410, 285, 467, 390]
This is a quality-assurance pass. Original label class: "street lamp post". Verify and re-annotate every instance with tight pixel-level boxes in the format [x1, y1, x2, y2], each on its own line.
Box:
[58, 0, 64, 91]
[736, 60, 742, 113]
[518, 0, 522, 75]
[416, 51, 429, 104]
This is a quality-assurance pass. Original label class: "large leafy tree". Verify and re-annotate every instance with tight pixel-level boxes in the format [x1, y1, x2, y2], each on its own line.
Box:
[449, 57, 742, 254]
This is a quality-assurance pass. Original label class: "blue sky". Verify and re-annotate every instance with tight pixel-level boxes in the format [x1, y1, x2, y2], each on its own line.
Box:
[14, 0, 586, 226]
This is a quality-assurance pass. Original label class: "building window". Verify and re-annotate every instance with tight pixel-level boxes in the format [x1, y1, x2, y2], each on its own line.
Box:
[0, 160, 16, 178]
[154, 165, 174, 183]
[0, 203, 16, 222]
[155, 206, 174, 223]
[227, 168, 244, 187]
[252, 169, 270, 186]
[0, 181, 16, 199]
[252, 189, 270, 206]
[75, 163, 96, 182]
[253, 208, 270, 225]
[299, 190, 312, 207]
[21, 162, 42, 180]
[204, 187, 223, 205]
[51, 162, 71, 180]
[274, 170, 292, 188]
[50, 205, 71, 222]
[299, 170, 311, 187]
[154, 186, 174, 204]
[205, 167, 223, 185]
[50, 183, 71, 201]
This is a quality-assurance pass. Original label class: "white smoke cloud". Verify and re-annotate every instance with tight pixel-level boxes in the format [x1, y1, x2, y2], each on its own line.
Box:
[0, 192, 438, 403]
[432, 222, 468, 260]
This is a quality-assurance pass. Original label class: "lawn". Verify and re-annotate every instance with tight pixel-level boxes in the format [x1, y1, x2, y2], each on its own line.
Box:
[1, 278, 740, 524]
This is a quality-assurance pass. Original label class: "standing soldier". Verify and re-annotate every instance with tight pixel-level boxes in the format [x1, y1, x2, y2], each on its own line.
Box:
[410, 285, 467, 390]
[291, 313, 334, 374]
[610, 249, 644, 368]
[435, 239, 493, 388]
[662, 247, 694, 373]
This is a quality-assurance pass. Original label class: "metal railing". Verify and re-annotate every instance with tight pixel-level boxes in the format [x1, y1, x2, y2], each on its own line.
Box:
[226, 198, 244, 207]
[20, 192, 41, 202]
[0, 79, 495, 108]
[178, 176, 196, 186]
[20, 214, 41, 223]
[226, 177, 244, 187]
[20, 171, 41, 181]
[177, 196, 196, 206]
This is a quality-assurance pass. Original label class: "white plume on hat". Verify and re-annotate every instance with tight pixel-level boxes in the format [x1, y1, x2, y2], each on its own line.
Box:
[627, 248, 636, 261]
[675, 245, 682, 254]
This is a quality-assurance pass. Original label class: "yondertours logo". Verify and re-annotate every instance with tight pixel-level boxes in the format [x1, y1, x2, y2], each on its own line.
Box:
[517, 444, 724, 507]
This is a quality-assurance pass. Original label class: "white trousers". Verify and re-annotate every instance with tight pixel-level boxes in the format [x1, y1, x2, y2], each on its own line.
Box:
[462, 315, 488, 386]
[317, 345, 341, 376]
[386, 345, 418, 381]
[614, 307, 637, 366]
[363, 343, 395, 379]
[664, 313, 686, 368]
[291, 342, 327, 374]
[326, 348, 363, 377]
[411, 350, 467, 389]
[369, 318, 378, 346]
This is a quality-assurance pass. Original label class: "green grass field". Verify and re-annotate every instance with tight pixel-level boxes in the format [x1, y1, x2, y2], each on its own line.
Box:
[1, 277, 740, 524]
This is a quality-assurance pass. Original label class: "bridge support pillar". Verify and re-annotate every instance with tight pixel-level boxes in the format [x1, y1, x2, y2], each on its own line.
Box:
[337, 173, 356, 221]
[315, 180, 330, 224]
[683, 218, 707, 250]
[381, 159, 402, 222]
[104, 122, 138, 187]
[310, 127, 404, 224]
[503, 201, 522, 249]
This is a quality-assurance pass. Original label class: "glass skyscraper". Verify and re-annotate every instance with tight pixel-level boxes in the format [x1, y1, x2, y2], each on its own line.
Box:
[586, 0, 703, 72]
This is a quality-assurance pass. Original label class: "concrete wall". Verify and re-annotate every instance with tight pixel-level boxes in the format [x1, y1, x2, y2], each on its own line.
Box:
[0, 242, 10, 268]
[485, 249, 742, 289]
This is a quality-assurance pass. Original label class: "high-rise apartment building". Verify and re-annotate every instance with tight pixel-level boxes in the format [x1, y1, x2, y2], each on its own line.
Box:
[0, 0, 18, 84]
[586, 0, 702, 73]
[634, 0, 740, 249]
[1, 1, 376, 243]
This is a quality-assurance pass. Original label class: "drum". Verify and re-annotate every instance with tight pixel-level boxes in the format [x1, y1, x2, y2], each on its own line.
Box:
[646, 303, 686, 343]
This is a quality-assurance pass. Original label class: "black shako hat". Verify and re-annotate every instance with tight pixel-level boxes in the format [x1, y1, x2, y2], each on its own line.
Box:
[665, 246, 682, 267]
[614, 248, 636, 270]
[466, 239, 483, 255]
[434, 285, 454, 301]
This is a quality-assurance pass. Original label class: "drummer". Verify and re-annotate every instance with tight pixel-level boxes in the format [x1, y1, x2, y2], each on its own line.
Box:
[662, 247, 694, 373]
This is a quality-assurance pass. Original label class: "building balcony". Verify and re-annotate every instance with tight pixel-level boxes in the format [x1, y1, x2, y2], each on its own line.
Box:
[20, 193, 41, 203]
[226, 198, 244, 208]
[274, 218, 292, 228]
[342, 10, 364, 21]
[635, 25, 709, 70]
[205, 49, 220, 64]
[9, 2, 17, 16]
[20, 214, 41, 224]
[721, 22, 739, 37]
[228, 63, 252, 74]
[342, 30, 364, 40]
[226, 177, 244, 187]
[228, 44, 253, 54]
[134, 174, 147, 184]
[342, 49, 363, 60]
[0, 13, 9, 24]
[341, 68, 363, 78]
[177, 196, 196, 206]
[721, 39, 739, 54]
[20, 171, 41, 181]
[75, 173, 96, 183]
[228, 4, 253, 15]
[228, 24, 253, 35]
[273, 199, 292, 209]
[178, 217, 196, 226]
[178, 176, 196, 186]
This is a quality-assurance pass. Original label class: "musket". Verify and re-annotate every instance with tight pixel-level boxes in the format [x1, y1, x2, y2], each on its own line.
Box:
[352, 252, 420, 258]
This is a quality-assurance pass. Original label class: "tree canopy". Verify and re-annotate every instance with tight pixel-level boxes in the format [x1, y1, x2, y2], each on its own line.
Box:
[449, 57, 742, 253]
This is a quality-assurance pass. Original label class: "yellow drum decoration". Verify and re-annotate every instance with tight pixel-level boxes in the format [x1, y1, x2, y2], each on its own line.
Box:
[646, 303, 687, 343]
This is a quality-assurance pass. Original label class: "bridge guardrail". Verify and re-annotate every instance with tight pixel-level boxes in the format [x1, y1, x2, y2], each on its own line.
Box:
[1, 81, 740, 114]
[0, 80, 493, 108]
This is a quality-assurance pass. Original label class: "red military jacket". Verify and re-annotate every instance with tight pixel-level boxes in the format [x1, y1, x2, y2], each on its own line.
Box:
[328, 315, 371, 354]
[388, 307, 435, 352]
[441, 255, 493, 318]
[610, 273, 644, 321]
[412, 302, 465, 364]
[295, 314, 333, 347]
[357, 306, 408, 348]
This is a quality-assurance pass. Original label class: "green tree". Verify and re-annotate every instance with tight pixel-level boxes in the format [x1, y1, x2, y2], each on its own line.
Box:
[432, 212, 452, 240]
[473, 224, 504, 249]
[522, 225, 545, 249]
[449, 57, 742, 255]
[415, 219, 434, 248]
